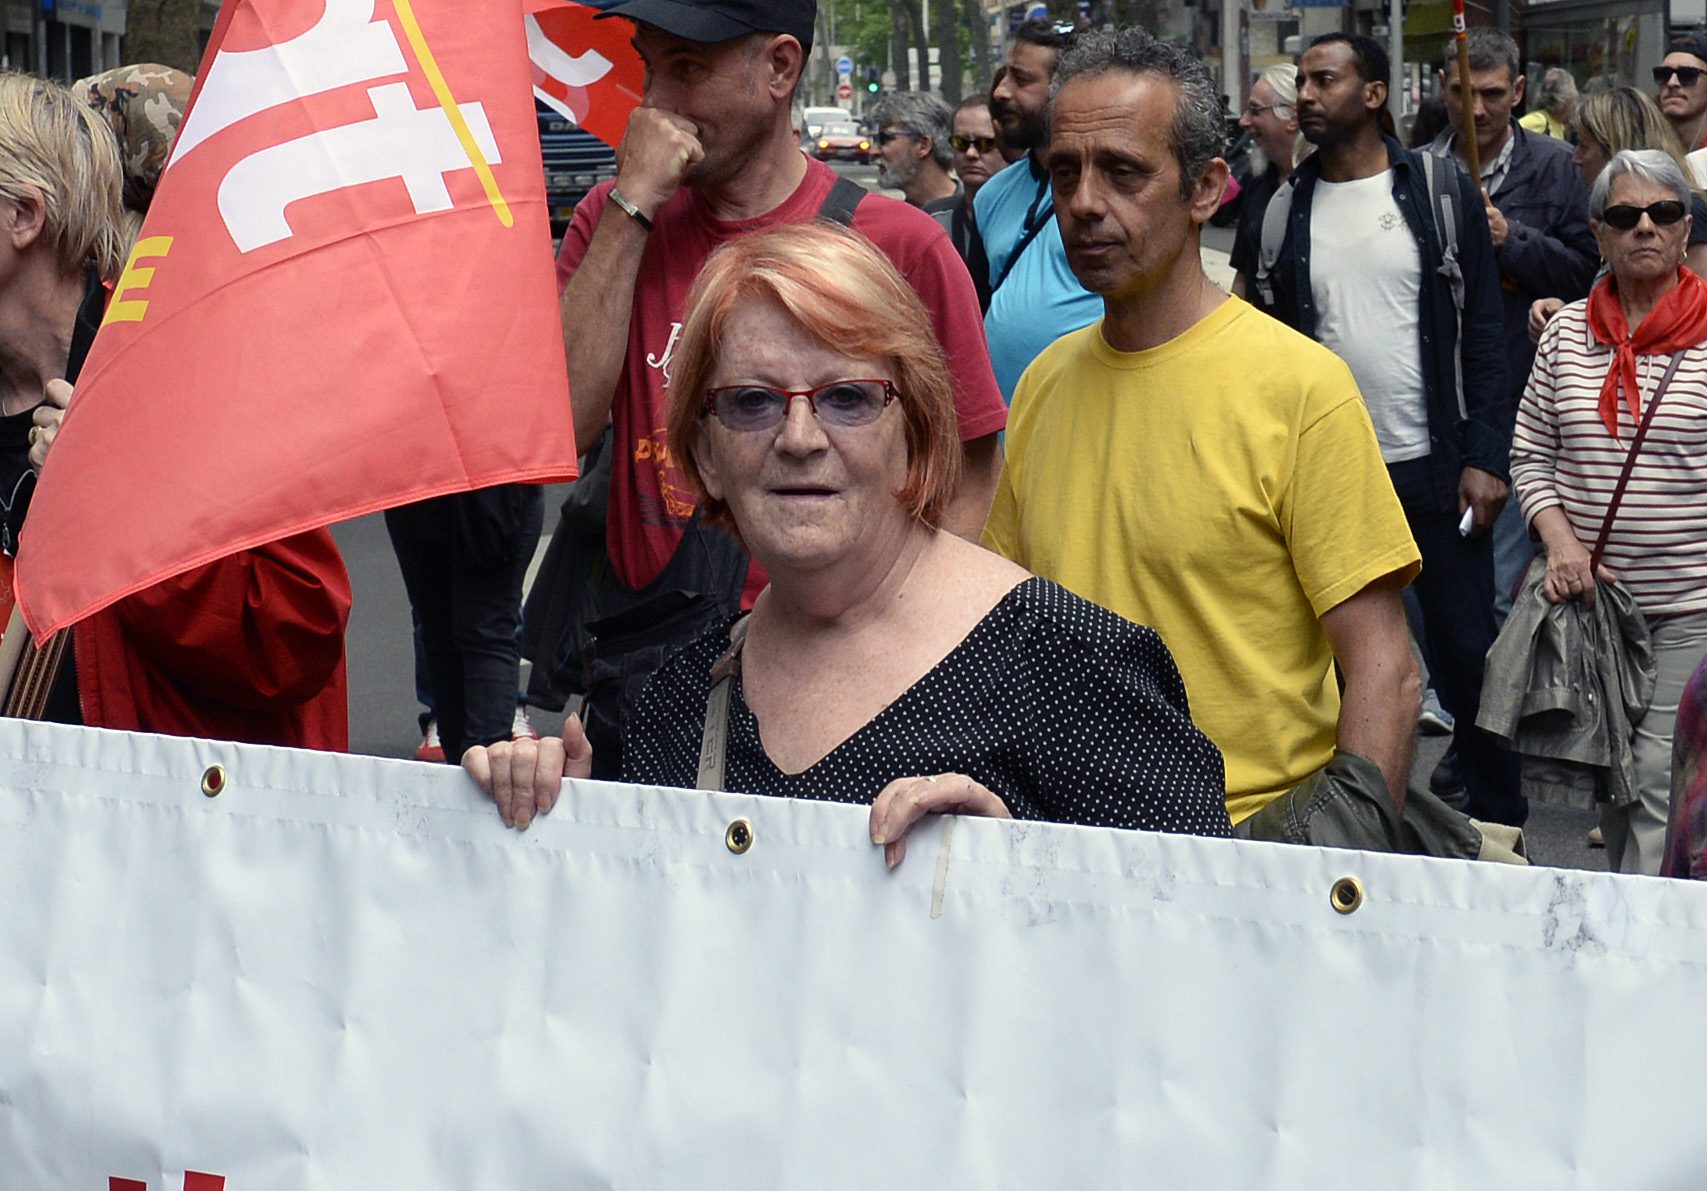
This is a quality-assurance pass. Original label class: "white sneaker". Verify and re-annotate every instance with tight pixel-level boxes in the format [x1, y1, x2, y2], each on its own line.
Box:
[414, 720, 445, 763]
[512, 705, 540, 741]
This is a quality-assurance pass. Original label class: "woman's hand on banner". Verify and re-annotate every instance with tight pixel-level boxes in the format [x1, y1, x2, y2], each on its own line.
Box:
[463, 714, 594, 829]
[869, 774, 1012, 870]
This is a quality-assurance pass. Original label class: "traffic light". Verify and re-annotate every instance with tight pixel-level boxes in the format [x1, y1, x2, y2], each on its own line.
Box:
[864, 63, 879, 93]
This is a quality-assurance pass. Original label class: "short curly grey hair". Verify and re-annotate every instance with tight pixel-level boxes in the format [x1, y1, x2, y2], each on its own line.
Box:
[1049, 27, 1224, 201]
[870, 91, 954, 171]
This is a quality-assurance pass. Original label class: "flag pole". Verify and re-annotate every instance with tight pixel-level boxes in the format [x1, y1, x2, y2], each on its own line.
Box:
[0, 605, 27, 710]
[1451, 0, 1482, 182]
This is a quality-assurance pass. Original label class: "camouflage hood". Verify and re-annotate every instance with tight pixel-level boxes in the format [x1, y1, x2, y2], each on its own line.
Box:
[74, 64, 194, 215]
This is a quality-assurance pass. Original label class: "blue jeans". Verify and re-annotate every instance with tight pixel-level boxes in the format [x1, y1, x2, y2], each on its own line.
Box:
[1491, 497, 1537, 628]
[1388, 458, 1526, 826]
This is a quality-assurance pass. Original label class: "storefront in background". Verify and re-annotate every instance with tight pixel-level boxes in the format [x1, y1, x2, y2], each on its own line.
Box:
[1, 0, 127, 79]
[1523, 0, 1681, 93]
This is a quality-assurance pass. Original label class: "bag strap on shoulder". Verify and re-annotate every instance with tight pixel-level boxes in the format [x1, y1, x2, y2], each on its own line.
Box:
[1590, 353, 1684, 570]
[1252, 177, 1296, 308]
[695, 614, 752, 792]
[1419, 151, 1465, 314]
[817, 175, 867, 228]
[988, 171, 1055, 297]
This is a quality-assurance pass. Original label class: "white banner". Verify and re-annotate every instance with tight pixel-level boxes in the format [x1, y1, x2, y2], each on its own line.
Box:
[2, 719, 1705, 1188]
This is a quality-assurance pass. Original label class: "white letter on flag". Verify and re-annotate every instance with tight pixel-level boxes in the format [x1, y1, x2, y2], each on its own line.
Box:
[218, 82, 500, 252]
[170, 0, 407, 165]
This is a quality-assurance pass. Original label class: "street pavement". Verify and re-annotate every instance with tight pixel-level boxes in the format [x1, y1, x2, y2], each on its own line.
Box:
[340, 161, 1603, 873]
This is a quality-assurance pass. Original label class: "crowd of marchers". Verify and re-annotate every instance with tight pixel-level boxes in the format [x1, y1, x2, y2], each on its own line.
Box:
[3, 0, 1705, 879]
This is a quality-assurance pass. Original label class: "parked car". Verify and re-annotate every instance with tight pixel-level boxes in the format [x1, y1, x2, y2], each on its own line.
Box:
[538, 101, 617, 235]
[803, 105, 853, 142]
[813, 121, 871, 163]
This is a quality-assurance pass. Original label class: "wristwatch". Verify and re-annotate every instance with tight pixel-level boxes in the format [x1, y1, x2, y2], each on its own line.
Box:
[608, 187, 654, 232]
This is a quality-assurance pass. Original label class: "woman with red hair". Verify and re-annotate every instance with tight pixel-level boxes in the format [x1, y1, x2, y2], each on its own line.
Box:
[467, 223, 1229, 862]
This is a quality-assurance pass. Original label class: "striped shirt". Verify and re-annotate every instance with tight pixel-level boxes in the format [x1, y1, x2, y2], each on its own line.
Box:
[1513, 300, 1707, 616]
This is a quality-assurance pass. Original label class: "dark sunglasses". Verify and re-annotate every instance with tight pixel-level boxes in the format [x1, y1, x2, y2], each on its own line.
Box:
[876, 129, 921, 145]
[703, 379, 901, 432]
[1600, 200, 1689, 231]
[1654, 65, 1706, 86]
[950, 134, 999, 154]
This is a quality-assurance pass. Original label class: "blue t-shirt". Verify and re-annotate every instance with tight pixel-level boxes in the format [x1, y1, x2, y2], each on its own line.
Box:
[974, 157, 1103, 401]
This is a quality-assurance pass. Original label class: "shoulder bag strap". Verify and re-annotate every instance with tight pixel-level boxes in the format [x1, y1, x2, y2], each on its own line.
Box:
[695, 614, 751, 792]
[1589, 352, 1685, 569]
[817, 176, 867, 228]
[1252, 177, 1296, 307]
[988, 172, 1054, 296]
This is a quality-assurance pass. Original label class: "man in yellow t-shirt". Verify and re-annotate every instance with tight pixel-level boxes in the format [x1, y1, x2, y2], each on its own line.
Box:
[983, 30, 1423, 829]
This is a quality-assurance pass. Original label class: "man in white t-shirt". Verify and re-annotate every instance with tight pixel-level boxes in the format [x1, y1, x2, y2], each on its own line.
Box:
[1260, 33, 1524, 826]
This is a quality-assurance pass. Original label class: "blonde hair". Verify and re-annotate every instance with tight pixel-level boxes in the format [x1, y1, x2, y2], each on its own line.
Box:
[0, 72, 126, 280]
[1575, 87, 1699, 195]
[667, 222, 962, 530]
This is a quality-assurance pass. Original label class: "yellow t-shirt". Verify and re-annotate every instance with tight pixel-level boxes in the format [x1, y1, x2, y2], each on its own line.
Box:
[983, 298, 1421, 823]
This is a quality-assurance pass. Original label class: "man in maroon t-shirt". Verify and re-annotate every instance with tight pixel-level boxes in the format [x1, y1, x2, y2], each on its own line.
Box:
[557, 0, 1007, 615]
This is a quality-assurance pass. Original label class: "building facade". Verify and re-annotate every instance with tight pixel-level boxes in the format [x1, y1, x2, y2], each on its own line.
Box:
[1, 0, 126, 79]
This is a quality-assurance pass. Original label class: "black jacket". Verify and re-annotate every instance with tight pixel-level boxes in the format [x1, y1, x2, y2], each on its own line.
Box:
[1428, 122, 1598, 415]
[1262, 135, 1510, 509]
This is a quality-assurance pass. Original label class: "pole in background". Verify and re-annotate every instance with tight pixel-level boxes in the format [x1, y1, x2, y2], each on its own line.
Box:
[1388, 0, 1405, 128]
[1222, 0, 1243, 116]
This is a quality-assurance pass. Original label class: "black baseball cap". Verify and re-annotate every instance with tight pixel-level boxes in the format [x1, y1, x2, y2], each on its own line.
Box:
[597, 0, 816, 53]
[1670, 31, 1707, 67]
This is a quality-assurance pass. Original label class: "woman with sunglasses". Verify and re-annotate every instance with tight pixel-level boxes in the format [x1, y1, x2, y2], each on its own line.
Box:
[1512, 148, 1707, 875]
[1530, 87, 1707, 341]
[1574, 87, 1707, 276]
[466, 223, 1231, 860]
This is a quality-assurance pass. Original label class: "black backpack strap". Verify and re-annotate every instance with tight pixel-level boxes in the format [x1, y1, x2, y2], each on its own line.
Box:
[817, 175, 867, 227]
[988, 172, 1054, 296]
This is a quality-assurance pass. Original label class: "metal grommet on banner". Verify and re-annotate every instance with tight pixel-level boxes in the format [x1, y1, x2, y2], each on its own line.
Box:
[1330, 876, 1364, 915]
[201, 765, 227, 798]
[724, 819, 753, 855]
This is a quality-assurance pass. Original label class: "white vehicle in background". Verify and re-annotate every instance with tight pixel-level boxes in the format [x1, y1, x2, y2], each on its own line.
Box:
[803, 105, 854, 142]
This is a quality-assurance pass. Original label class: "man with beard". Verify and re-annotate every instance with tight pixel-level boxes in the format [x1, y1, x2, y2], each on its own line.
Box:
[1259, 33, 1523, 827]
[1230, 62, 1303, 300]
[978, 19, 1102, 399]
[871, 92, 959, 213]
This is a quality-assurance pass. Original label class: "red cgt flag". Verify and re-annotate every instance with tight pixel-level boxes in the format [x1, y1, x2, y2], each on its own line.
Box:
[524, 0, 644, 148]
[15, 0, 576, 638]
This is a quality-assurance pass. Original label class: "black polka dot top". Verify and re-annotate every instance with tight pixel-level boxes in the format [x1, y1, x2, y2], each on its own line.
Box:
[622, 578, 1231, 837]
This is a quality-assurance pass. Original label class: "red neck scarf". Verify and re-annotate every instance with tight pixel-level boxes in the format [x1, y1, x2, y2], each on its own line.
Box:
[1585, 266, 1707, 437]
